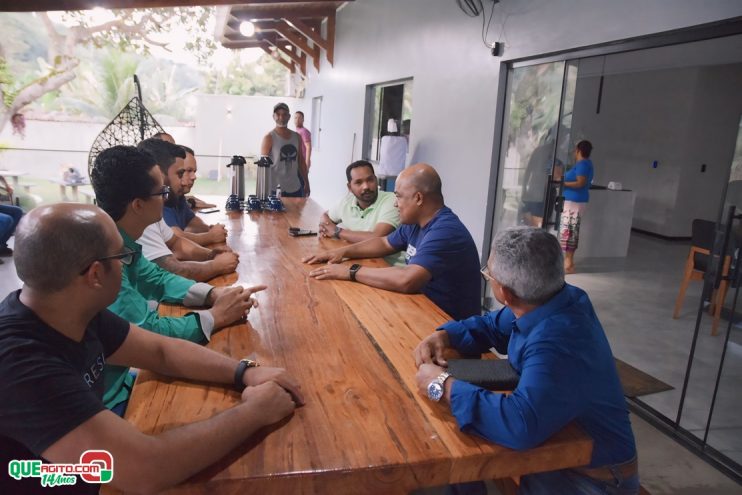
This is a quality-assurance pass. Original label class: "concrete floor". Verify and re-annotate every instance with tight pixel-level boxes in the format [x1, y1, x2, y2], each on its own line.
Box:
[1, 233, 740, 492]
[570, 232, 742, 470]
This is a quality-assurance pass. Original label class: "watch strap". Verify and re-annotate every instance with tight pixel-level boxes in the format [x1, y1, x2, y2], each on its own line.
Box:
[349, 263, 361, 282]
[234, 358, 259, 391]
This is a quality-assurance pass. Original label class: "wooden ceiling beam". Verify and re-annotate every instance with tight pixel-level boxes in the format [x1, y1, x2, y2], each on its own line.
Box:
[326, 11, 335, 66]
[286, 17, 327, 51]
[231, 5, 337, 20]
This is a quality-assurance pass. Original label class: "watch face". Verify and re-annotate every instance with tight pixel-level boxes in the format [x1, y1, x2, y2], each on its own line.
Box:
[427, 381, 444, 402]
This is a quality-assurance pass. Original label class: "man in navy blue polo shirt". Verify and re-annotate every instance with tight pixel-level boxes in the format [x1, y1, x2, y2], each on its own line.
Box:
[303, 163, 480, 321]
[414, 227, 639, 494]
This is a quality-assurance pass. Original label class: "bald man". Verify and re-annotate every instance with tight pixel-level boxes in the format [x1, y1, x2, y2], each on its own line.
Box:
[304, 163, 481, 320]
[0, 203, 302, 494]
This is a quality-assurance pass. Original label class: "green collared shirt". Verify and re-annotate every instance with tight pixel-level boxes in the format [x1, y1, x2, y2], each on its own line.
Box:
[103, 227, 214, 410]
[328, 191, 405, 266]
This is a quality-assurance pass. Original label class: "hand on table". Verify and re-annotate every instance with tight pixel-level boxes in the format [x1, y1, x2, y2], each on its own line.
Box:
[302, 249, 345, 264]
[318, 220, 334, 238]
[207, 223, 228, 244]
[212, 251, 239, 274]
[415, 362, 450, 399]
[308, 263, 350, 281]
[241, 382, 297, 425]
[210, 285, 267, 329]
[242, 366, 305, 405]
[413, 331, 451, 367]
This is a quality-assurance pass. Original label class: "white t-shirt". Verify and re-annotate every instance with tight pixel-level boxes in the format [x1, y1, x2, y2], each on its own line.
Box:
[377, 135, 408, 177]
[136, 219, 174, 261]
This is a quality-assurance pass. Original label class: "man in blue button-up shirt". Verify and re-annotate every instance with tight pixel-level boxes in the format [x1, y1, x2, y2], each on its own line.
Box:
[414, 227, 639, 494]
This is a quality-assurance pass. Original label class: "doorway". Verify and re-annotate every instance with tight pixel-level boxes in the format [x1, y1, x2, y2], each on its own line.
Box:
[488, 29, 742, 479]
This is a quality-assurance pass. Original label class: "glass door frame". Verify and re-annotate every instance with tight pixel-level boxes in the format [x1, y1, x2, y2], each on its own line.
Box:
[481, 16, 742, 483]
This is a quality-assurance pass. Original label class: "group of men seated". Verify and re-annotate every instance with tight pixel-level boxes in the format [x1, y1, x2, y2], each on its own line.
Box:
[0, 129, 638, 494]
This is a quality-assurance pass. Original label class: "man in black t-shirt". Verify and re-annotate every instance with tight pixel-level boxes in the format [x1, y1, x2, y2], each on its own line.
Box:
[0, 203, 304, 494]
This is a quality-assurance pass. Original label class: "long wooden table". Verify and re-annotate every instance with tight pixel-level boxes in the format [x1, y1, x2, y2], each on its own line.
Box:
[120, 198, 593, 494]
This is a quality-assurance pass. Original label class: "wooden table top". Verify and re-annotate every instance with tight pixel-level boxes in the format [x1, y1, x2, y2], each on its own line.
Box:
[119, 198, 593, 494]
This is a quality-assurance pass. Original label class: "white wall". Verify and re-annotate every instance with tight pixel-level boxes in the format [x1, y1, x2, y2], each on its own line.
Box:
[571, 62, 742, 237]
[0, 94, 301, 186]
[0, 120, 195, 179]
[193, 94, 300, 175]
[301, 0, 742, 253]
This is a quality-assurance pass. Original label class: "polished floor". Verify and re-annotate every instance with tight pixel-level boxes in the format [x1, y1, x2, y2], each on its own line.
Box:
[0, 234, 740, 492]
[570, 231, 742, 469]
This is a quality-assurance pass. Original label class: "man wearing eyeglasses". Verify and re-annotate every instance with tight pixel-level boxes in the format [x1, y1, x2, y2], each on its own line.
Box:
[0, 202, 303, 495]
[91, 145, 259, 415]
[134, 139, 238, 281]
[413, 227, 639, 494]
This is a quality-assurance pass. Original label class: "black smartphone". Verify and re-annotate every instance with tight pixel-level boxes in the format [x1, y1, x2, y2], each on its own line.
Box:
[199, 208, 220, 214]
[288, 228, 317, 237]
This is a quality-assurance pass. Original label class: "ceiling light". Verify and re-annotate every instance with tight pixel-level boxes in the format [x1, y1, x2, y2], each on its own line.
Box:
[239, 21, 256, 37]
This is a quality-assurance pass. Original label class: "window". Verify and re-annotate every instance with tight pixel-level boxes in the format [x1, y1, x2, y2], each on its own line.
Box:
[364, 79, 413, 162]
[311, 96, 322, 150]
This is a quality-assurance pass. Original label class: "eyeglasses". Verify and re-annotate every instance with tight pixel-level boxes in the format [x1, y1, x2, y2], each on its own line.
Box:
[150, 185, 171, 201]
[480, 264, 495, 283]
[79, 249, 137, 275]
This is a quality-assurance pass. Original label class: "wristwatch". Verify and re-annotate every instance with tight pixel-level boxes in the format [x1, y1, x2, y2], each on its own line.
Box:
[333, 225, 343, 239]
[349, 263, 362, 282]
[234, 358, 260, 391]
[427, 371, 451, 402]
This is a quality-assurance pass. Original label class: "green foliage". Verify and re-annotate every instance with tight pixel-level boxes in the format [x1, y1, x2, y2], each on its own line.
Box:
[203, 53, 287, 96]
[44, 46, 202, 122]
[0, 8, 289, 124]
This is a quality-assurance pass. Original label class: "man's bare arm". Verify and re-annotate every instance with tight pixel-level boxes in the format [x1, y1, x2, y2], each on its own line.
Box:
[309, 262, 431, 294]
[41, 326, 302, 494]
[185, 215, 210, 233]
[338, 222, 396, 244]
[303, 236, 398, 264]
[153, 254, 223, 282]
[169, 233, 213, 261]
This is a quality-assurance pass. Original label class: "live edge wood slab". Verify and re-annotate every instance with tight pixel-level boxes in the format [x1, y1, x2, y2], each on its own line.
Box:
[107, 198, 592, 495]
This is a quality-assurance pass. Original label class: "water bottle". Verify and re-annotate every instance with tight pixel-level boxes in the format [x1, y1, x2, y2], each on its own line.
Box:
[276, 184, 282, 199]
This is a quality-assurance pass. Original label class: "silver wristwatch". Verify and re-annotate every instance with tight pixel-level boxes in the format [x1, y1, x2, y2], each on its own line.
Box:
[427, 371, 451, 402]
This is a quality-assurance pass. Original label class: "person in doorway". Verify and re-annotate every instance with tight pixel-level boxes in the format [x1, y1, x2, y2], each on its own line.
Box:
[377, 118, 408, 192]
[561, 140, 594, 273]
[260, 102, 310, 197]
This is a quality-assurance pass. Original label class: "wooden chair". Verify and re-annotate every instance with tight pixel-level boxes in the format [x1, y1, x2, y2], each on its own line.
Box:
[673, 219, 731, 336]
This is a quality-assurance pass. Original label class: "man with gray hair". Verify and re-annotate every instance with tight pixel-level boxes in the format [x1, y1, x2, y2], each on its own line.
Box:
[413, 227, 639, 494]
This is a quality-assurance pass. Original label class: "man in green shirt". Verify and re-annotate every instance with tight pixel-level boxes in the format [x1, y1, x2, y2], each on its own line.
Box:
[318, 160, 405, 266]
[91, 145, 262, 413]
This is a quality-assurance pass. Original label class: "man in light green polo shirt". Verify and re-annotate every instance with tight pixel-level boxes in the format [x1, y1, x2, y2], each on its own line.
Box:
[318, 160, 405, 266]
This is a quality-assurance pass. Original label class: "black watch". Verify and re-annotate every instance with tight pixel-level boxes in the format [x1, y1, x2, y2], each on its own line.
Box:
[333, 225, 342, 239]
[234, 358, 259, 391]
[349, 263, 361, 282]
